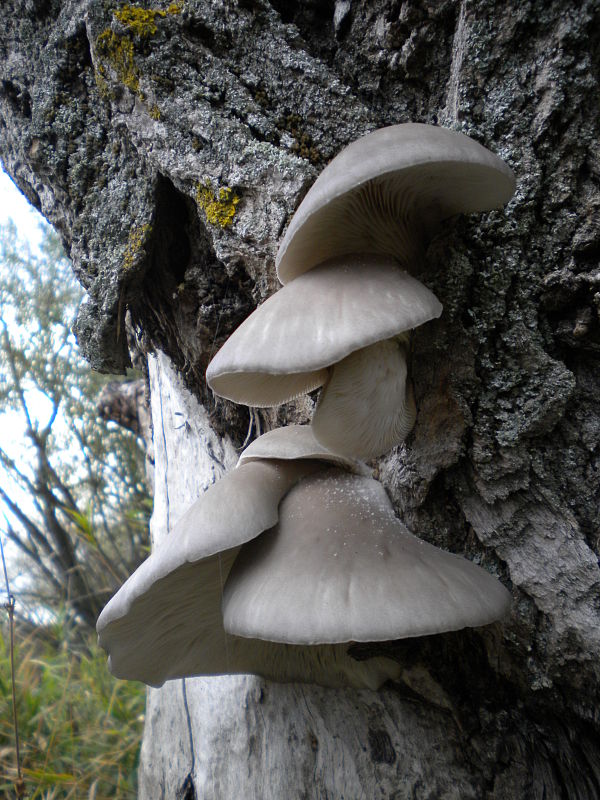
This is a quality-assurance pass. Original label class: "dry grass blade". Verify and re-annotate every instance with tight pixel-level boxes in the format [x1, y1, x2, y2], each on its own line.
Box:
[0, 617, 144, 799]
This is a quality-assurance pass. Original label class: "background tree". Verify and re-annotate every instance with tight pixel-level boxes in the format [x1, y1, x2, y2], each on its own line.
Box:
[0, 221, 150, 629]
[1, 1, 599, 797]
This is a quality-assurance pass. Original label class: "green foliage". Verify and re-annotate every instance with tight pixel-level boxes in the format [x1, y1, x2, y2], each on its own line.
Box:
[0, 619, 144, 798]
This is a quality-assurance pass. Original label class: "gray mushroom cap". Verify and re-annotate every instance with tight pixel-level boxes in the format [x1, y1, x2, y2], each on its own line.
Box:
[238, 424, 371, 475]
[206, 254, 442, 407]
[276, 123, 516, 284]
[223, 469, 512, 644]
[96, 459, 319, 685]
[96, 436, 400, 688]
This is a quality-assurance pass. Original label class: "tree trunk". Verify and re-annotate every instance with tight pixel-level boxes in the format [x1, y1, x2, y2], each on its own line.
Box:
[1, 1, 599, 797]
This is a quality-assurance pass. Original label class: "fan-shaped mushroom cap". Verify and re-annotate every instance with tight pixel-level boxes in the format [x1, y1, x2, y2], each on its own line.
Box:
[223, 469, 512, 644]
[97, 459, 316, 683]
[97, 456, 400, 688]
[276, 123, 516, 284]
[206, 254, 442, 407]
[238, 424, 371, 475]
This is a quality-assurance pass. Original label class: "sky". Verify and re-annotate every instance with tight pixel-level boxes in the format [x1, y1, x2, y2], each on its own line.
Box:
[0, 167, 47, 250]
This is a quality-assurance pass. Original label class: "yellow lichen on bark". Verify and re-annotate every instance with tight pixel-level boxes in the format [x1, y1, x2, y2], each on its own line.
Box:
[123, 224, 153, 271]
[114, 6, 166, 37]
[196, 182, 240, 228]
[96, 30, 140, 93]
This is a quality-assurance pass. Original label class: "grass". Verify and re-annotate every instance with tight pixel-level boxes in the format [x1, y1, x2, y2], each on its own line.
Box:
[0, 618, 145, 799]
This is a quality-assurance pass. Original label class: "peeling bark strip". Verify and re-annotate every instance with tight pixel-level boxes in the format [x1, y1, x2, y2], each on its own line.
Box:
[2, 1, 600, 797]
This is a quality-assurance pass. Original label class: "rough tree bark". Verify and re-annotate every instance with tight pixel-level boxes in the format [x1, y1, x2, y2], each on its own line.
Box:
[1, 1, 599, 797]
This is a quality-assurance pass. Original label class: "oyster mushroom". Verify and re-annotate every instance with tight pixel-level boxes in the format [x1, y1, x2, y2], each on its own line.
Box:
[96, 426, 400, 689]
[223, 468, 512, 643]
[276, 122, 516, 284]
[208, 125, 514, 459]
[207, 254, 442, 459]
[97, 426, 510, 688]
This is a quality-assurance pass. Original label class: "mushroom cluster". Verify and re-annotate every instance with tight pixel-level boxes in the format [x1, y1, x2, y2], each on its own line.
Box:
[207, 123, 516, 459]
[98, 124, 515, 690]
[97, 427, 511, 689]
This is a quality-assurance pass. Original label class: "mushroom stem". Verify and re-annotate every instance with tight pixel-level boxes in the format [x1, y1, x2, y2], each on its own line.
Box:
[311, 336, 416, 460]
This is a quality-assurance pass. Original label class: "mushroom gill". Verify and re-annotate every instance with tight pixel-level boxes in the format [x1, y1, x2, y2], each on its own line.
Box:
[276, 123, 516, 284]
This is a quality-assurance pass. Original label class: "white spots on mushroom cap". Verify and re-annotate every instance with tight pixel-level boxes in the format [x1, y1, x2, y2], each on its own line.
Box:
[222, 469, 511, 645]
